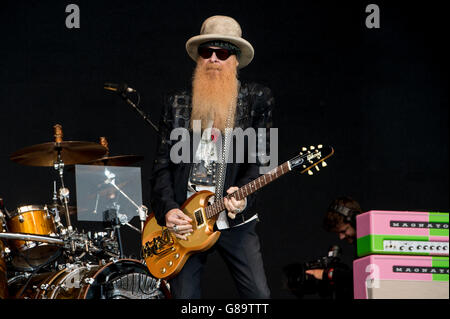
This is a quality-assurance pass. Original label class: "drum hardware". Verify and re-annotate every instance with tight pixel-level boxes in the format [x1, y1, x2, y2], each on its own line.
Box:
[103, 167, 148, 232]
[98, 167, 147, 259]
[5, 205, 62, 270]
[1, 210, 8, 299]
[0, 233, 65, 246]
[4, 125, 163, 298]
[9, 124, 108, 235]
[8, 258, 170, 299]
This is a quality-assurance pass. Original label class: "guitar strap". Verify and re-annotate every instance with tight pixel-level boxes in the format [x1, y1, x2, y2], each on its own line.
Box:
[214, 88, 238, 202]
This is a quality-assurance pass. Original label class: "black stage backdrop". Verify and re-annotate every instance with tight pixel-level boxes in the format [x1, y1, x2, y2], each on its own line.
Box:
[0, 0, 448, 299]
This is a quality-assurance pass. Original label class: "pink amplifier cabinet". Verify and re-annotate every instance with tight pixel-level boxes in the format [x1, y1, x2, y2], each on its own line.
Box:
[356, 211, 448, 257]
[353, 255, 448, 299]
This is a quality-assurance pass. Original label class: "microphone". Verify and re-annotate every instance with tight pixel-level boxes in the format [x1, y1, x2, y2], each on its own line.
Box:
[103, 82, 136, 93]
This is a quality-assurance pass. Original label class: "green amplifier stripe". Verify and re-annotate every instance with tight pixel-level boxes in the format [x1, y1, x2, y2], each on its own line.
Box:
[357, 234, 429, 257]
[429, 212, 449, 223]
[429, 212, 449, 237]
[432, 256, 449, 282]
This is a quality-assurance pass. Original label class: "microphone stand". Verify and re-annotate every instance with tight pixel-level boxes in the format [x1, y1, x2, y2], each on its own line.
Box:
[119, 91, 161, 137]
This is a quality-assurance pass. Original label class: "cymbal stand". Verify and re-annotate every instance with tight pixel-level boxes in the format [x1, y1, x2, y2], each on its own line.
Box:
[53, 151, 72, 232]
[49, 181, 64, 231]
[52, 124, 73, 235]
[53, 149, 77, 255]
[104, 168, 147, 233]
[108, 202, 124, 259]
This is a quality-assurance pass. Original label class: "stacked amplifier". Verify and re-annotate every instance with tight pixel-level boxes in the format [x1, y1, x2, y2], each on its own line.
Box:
[353, 210, 449, 299]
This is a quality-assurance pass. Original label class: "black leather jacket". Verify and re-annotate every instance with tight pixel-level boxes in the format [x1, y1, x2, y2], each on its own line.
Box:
[150, 81, 274, 227]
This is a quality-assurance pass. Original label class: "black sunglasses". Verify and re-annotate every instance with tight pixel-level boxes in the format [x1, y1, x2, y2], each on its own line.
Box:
[198, 47, 235, 61]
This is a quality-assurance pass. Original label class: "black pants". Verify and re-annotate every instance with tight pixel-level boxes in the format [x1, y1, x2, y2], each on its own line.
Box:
[168, 219, 271, 299]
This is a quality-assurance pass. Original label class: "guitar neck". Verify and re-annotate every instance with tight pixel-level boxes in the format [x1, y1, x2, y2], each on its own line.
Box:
[205, 161, 291, 219]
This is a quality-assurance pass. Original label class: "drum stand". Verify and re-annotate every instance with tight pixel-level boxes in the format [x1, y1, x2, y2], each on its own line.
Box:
[103, 168, 147, 233]
[53, 149, 79, 256]
[101, 168, 147, 259]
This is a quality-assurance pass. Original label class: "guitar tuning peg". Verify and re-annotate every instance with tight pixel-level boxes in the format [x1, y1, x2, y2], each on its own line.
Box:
[315, 166, 320, 171]
[307, 170, 313, 175]
[302, 147, 307, 152]
[310, 146, 315, 150]
[318, 144, 323, 149]
[321, 161, 327, 167]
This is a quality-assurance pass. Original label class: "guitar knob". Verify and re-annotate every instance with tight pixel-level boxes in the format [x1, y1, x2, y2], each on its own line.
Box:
[167, 261, 173, 266]
[175, 253, 180, 259]
[161, 268, 166, 274]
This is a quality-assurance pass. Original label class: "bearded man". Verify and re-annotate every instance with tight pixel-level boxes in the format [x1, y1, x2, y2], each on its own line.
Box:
[150, 15, 274, 299]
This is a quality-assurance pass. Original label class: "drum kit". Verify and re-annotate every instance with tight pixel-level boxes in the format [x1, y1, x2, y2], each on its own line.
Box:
[0, 124, 170, 299]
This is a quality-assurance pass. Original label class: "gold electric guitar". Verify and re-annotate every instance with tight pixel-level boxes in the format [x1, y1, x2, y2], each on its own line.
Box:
[142, 144, 334, 279]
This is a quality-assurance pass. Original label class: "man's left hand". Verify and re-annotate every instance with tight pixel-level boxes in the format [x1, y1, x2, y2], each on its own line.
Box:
[223, 186, 246, 219]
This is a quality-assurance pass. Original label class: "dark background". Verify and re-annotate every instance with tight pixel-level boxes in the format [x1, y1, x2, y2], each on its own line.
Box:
[0, 0, 448, 299]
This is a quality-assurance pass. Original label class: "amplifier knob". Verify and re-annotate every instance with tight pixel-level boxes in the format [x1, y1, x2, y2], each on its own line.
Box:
[408, 246, 414, 251]
[416, 245, 422, 250]
[443, 246, 448, 251]
[436, 246, 441, 250]
[423, 245, 428, 250]
[399, 246, 405, 251]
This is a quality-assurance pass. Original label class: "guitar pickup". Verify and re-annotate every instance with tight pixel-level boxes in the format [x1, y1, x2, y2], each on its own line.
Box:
[194, 209, 204, 227]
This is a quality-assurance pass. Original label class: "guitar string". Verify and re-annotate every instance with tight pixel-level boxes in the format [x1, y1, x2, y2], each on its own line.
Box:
[205, 150, 329, 218]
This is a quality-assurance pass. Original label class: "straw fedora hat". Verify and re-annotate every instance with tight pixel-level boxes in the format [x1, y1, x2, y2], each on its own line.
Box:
[185, 15, 254, 69]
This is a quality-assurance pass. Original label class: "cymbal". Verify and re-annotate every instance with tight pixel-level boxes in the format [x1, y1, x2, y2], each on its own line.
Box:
[10, 141, 108, 167]
[84, 155, 144, 166]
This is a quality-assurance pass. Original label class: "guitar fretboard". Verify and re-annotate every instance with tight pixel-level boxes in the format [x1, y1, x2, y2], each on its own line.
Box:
[205, 161, 291, 219]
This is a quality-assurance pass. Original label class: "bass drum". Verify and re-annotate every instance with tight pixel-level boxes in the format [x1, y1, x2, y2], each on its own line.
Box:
[0, 212, 8, 299]
[10, 259, 171, 299]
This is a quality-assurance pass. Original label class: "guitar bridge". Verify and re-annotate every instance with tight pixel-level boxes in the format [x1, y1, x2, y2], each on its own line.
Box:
[142, 228, 175, 258]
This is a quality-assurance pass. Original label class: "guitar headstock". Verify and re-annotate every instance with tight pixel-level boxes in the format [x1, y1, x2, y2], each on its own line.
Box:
[288, 144, 334, 175]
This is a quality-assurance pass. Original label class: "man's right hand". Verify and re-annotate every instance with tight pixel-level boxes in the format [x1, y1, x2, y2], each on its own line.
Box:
[165, 208, 193, 240]
[305, 269, 324, 280]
